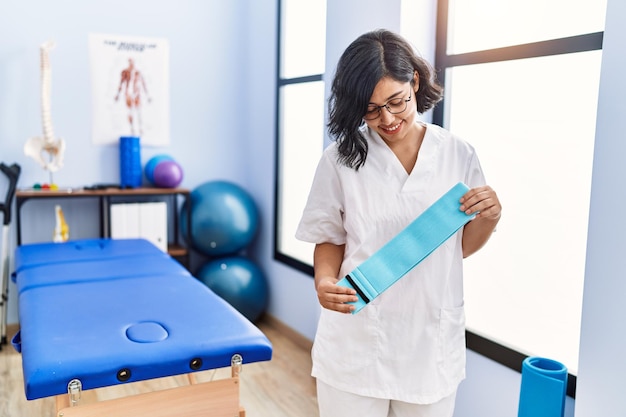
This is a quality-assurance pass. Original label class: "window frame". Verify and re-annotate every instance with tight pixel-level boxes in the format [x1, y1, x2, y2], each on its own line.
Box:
[433, 0, 604, 399]
[273, 0, 320, 277]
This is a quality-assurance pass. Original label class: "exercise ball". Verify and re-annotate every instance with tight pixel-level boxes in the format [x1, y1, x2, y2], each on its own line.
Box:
[181, 180, 259, 256]
[197, 256, 269, 322]
[145, 154, 173, 184]
[153, 160, 184, 188]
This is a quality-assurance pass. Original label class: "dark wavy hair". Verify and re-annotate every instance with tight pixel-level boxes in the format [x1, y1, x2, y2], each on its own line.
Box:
[327, 29, 443, 170]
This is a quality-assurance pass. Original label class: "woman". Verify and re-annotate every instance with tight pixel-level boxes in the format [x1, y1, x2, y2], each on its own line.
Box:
[296, 29, 501, 417]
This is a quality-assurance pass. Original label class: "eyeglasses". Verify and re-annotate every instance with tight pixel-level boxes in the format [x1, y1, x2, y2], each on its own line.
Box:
[363, 91, 412, 120]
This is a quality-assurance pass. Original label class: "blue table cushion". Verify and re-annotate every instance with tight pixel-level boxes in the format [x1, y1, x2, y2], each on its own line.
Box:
[17, 273, 273, 400]
[13, 252, 190, 293]
[13, 238, 163, 274]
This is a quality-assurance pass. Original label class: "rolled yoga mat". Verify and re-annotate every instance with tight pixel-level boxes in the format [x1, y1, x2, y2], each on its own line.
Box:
[518, 356, 568, 417]
[337, 182, 476, 314]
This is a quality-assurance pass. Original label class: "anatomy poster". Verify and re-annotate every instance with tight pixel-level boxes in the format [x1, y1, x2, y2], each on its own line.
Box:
[89, 33, 170, 146]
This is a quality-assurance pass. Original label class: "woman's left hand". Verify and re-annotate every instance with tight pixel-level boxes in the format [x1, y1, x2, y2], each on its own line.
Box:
[460, 186, 501, 220]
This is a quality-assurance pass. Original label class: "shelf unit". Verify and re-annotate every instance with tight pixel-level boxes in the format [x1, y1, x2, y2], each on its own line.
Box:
[15, 187, 192, 267]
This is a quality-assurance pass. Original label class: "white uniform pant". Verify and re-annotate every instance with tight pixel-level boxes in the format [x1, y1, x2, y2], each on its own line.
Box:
[316, 379, 457, 417]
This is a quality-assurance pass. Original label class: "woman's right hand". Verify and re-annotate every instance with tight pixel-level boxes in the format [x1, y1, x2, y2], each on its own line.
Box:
[316, 276, 358, 314]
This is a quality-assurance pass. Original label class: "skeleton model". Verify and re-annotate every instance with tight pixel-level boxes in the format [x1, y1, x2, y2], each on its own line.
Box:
[24, 41, 66, 182]
[53, 204, 69, 242]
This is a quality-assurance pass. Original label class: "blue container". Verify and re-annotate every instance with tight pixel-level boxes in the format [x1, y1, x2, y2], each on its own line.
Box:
[119, 136, 142, 188]
[518, 356, 568, 417]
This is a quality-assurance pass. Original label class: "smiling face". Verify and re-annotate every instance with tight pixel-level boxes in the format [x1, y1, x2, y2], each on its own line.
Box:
[363, 76, 419, 145]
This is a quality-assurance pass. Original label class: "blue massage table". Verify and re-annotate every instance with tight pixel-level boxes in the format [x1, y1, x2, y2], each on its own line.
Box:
[11, 238, 273, 416]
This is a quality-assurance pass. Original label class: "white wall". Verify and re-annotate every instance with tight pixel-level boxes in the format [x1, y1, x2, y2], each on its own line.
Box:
[0, 0, 252, 189]
[575, 0, 626, 414]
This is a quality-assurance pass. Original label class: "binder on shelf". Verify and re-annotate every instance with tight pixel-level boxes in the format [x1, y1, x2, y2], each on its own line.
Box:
[110, 202, 167, 252]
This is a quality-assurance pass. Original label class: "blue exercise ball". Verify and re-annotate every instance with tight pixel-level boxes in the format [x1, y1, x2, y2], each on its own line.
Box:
[181, 180, 259, 256]
[196, 256, 269, 322]
[145, 154, 173, 184]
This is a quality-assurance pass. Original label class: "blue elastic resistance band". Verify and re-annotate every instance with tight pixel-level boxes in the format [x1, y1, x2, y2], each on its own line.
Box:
[337, 182, 476, 314]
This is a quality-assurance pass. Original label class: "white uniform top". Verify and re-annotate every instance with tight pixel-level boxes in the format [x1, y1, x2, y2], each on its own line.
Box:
[296, 123, 486, 404]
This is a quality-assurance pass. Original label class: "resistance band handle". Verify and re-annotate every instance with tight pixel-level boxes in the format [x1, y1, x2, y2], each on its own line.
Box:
[344, 274, 370, 304]
[0, 163, 21, 226]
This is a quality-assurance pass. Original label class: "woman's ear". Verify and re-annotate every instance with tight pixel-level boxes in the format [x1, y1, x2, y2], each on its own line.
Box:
[413, 71, 420, 92]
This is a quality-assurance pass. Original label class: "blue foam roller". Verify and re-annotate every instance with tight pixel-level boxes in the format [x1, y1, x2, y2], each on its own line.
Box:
[518, 356, 568, 417]
[120, 136, 142, 188]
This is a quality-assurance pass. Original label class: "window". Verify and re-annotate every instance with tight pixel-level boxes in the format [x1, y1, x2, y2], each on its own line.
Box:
[274, 0, 326, 275]
[435, 0, 607, 397]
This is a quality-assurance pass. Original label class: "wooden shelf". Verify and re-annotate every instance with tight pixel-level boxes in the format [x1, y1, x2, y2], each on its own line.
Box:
[15, 187, 192, 268]
[167, 244, 188, 258]
[16, 187, 190, 199]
